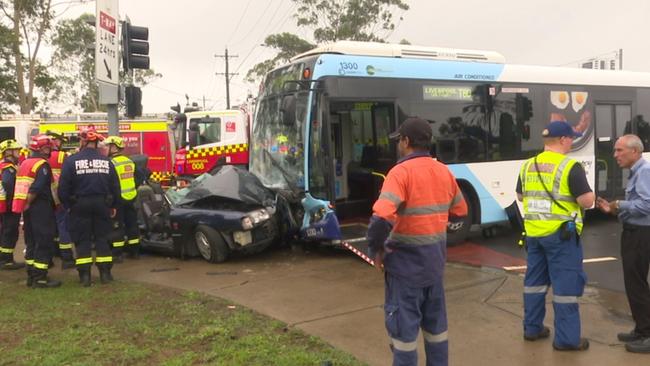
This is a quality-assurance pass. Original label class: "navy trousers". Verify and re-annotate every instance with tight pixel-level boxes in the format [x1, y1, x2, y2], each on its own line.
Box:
[523, 230, 586, 348]
[384, 272, 448, 366]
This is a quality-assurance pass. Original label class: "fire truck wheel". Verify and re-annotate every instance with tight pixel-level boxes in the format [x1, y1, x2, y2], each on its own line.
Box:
[195, 225, 229, 263]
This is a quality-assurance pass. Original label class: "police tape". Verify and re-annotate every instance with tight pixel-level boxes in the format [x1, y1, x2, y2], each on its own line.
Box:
[342, 242, 375, 267]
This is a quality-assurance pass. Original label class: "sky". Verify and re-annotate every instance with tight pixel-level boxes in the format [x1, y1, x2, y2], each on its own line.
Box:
[59, 0, 650, 113]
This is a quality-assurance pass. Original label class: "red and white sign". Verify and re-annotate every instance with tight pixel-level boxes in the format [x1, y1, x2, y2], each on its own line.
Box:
[226, 121, 236, 133]
[95, 0, 119, 85]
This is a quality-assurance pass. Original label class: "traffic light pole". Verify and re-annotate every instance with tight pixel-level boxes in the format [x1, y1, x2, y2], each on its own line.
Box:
[107, 104, 119, 135]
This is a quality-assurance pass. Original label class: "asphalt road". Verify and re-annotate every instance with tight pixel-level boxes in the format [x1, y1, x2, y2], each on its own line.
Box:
[465, 211, 633, 293]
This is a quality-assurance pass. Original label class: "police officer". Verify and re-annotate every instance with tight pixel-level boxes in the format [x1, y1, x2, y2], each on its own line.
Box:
[12, 135, 60, 288]
[104, 136, 140, 261]
[367, 118, 468, 366]
[0, 139, 25, 270]
[46, 131, 75, 269]
[58, 126, 121, 286]
[516, 121, 594, 351]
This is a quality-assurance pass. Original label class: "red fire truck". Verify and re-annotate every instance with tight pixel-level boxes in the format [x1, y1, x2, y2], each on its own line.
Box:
[171, 109, 249, 178]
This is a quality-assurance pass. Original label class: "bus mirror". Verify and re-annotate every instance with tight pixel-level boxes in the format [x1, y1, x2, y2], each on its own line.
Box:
[280, 94, 296, 126]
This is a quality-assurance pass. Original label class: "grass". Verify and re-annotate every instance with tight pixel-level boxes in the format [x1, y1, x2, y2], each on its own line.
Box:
[0, 272, 366, 366]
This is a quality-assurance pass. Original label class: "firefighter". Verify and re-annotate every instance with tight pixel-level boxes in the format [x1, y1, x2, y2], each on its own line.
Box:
[367, 118, 468, 366]
[0, 139, 25, 270]
[516, 121, 594, 351]
[58, 126, 121, 286]
[46, 131, 75, 269]
[103, 136, 140, 261]
[12, 135, 61, 288]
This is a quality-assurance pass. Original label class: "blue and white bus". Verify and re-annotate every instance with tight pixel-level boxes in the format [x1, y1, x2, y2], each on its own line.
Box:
[250, 41, 650, 247]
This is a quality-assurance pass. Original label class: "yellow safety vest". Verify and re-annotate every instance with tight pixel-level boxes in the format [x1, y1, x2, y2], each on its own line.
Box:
[111, 155, 137, 201]
[519, 151, 583, 237]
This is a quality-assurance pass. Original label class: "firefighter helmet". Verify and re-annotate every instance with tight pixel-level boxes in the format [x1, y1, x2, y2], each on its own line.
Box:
[104, 136, 124, 149]
[0, 139, 23, 154]
[45, 130, 68, 142]
[78, 125, 104, 142]
[28, 134, 53, 152]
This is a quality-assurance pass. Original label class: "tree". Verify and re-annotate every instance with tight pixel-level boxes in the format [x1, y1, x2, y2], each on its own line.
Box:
[51, 13, 161, 112]
[0, 23, 17, 113]
[247, 0, 409, 82]
[0, 0, 58, 114]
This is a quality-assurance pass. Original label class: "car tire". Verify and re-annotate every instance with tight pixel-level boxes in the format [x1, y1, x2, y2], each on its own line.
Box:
[447, 189, 473, 246]
[194, 225, 229, 263]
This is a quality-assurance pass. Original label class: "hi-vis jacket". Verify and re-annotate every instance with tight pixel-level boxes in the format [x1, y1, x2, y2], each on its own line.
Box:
[111, 155, 137, 201]
[519, 150, 583, 237]
[12, 157, 51, 213]
[48, 150, 66, 205]
[372, 153, 468, 246]
[0, 161, 16, 213]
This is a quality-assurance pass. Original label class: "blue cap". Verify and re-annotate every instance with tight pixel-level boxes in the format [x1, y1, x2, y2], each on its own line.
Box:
[542, 121, 582, 138]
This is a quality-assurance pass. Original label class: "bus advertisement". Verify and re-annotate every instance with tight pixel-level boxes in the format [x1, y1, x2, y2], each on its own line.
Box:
[250, 41, 650, 253]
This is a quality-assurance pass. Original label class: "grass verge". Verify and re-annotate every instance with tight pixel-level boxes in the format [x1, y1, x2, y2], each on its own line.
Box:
[0, 272, 366, 366]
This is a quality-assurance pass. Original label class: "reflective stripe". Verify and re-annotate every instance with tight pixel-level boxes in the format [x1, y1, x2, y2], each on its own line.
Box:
[450, 192, 463, 207]
[524, 213, 583, 223]
[112, 159, 132, 167]
[95, 256, 113, 263]
[524, 285, 549, 294]
[25, 259, 34, 265]
[122, 187, 137, 194]
[398, 203, 449, 216]
[113, 241, 125, 248]
[389, 232, 446, 245]
[391, 338, 418, 352]
[33, 261, 49, 270]
[522, 191, 576, 202]
[0, 246, 13, 254]
[423, 330, 448, 343]
[76, 257, 93, 265]
[553, 295, 578, 304]
[379, 191, 402, 206]
[58, 243, 73, 250]
[552, 157, 572, 194]
[127, 238, 140, 245]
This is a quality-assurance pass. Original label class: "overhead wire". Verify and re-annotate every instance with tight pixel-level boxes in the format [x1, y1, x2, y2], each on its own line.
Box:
[226, 0, 253, 46]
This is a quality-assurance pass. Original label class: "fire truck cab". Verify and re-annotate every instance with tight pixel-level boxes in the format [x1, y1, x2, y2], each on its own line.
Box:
[172, 109, 249, 177]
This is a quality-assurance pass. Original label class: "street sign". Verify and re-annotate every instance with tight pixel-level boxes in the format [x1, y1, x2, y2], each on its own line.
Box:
[95, 0, 119, 85]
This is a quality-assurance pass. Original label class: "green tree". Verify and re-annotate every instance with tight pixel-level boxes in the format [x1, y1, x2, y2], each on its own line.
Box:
[0, 23, 18, 113]
[0, 0, 58, 114]
[51, 13, 161, 112]
[247, 0, 409, 82]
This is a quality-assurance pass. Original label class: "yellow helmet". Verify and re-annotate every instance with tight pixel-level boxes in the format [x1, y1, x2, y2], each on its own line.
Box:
[0, 139, 23, 155]
[104, 135, 124, 149]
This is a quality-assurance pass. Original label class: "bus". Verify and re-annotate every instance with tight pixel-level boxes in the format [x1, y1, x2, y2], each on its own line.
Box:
[250, 40, 650, 249]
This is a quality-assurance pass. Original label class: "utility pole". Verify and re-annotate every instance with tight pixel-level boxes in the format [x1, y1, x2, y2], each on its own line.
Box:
[215, 48, 238, 109]
[619, 48, 623, 70]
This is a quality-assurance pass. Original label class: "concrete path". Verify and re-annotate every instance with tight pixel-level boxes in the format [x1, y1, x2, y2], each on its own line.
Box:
[9, 242, 649, 366]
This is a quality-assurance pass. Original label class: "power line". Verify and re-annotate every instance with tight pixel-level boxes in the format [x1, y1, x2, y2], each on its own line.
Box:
[231, 0, 277, 46]
[226, 0, 253, 46]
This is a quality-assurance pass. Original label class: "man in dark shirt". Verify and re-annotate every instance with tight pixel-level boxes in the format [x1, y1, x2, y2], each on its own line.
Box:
[0, 139, 24, 270]
[58, 126, 121, 287]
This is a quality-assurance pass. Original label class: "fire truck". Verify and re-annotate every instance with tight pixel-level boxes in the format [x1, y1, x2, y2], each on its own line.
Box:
[36, 114, 174, 182]
[170, 109, 249, 178]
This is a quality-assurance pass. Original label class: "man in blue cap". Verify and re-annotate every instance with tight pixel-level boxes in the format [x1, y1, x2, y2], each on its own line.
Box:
[515, 121, 595, 351]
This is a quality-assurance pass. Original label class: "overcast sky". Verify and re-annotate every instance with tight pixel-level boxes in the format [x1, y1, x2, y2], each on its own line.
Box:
[62, 0, 650, 113]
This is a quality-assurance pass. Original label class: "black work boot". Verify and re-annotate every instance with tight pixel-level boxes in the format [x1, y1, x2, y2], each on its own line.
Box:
[126, 247, 140, 260]
[32, 272, 62, 289]
[1, 260, 25, 270]
[61, 259, 76, 270]
[98, 264, 114, 284]
[25, 267, 34, 287]
[78, 267, 91, 287]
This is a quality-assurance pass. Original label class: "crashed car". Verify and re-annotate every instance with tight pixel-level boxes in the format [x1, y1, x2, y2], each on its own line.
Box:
[136, 165, 281, 263]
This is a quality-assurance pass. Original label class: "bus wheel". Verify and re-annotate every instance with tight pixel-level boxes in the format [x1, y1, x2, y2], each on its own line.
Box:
[195, 225, 229, 263]
[447, 189, 473, 246]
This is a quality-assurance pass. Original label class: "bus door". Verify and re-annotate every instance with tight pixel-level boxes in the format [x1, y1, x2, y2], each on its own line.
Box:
[328, 100, 396, 243]
[595, 103, 631, 199]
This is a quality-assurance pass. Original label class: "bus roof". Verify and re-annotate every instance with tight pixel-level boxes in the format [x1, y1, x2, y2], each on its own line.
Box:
[291, 41, 650, 88]
[292, 40, 506, 64]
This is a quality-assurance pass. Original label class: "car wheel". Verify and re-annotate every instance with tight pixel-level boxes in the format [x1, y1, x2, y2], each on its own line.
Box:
[447, 188, 473, 246]
[194, 225, 229, 263]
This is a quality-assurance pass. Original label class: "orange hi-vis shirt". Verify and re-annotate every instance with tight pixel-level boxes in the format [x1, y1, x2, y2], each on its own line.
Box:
[373, 155, 468, 245]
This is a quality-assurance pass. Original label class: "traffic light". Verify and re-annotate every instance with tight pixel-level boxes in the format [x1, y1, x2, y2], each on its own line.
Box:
[125, 86, 142, 118]
[516, 94, 533, 121]
[121, 21, 150, 71]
